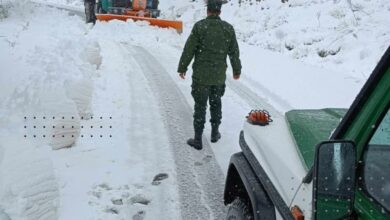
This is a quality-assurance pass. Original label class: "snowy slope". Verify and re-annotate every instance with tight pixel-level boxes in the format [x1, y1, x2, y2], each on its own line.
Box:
[165, 0, 389, 110]
[224, 0, 389, 76]
[0, 0, 389, 219]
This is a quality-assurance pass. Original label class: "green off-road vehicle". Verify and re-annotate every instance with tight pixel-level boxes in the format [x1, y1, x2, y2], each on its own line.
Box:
[224, 46, 390, 220]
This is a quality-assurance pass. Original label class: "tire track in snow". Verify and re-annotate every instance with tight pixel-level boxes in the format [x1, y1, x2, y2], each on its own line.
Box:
[118, 42, 179, 219]
[127, 45, 227, 220]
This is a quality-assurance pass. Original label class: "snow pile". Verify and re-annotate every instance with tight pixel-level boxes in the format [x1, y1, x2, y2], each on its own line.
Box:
[89, 18, 181, 47]
[0, 140, 59, 220]
[0, 2, 98, 146]
[0, 2, 100, 218]
[65, 79, 94, 119]
[44, 97, 81, 150]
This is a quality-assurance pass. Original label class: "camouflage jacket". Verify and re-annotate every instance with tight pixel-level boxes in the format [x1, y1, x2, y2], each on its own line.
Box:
[178, 15, 242, 85]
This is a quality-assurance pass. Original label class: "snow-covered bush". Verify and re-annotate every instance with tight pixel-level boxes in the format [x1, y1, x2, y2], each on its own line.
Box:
[317, 47, 341, 58]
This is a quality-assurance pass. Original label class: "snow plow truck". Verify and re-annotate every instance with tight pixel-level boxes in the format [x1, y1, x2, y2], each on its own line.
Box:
[96, 0, 183, 33]
[224, 46, 390, 220]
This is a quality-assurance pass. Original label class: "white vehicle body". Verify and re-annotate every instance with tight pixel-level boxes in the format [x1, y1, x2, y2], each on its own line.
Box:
[242, 109, 313, 218]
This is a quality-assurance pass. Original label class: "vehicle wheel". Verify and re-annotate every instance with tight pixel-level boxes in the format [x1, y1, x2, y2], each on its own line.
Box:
[226, 198, 254, 220]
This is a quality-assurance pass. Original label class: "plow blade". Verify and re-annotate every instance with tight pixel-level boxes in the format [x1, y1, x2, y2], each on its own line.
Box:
[96, 14, 183, 33]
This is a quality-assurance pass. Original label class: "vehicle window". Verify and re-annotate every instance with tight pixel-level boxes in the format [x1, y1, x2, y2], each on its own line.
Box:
[363, 107, 390, 212]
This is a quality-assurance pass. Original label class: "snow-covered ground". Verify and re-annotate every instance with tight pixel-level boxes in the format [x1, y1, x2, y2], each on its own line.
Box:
[0, 0, 388, 219]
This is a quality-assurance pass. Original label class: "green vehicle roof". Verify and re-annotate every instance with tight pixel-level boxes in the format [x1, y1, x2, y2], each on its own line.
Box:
[286, 108, 348, 169]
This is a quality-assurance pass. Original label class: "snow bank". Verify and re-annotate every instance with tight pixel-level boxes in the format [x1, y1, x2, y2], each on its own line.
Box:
[1, 2, 183, 219]
[0, 2, 99, 218]
[0, 139, 59, 220]
[0, 1, 97, 143]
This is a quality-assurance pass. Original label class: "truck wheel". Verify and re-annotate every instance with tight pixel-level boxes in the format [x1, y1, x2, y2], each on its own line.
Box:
[226, 198, 254, 220]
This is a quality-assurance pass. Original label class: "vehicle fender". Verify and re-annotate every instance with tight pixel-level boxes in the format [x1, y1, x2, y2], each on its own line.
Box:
[224, 152, 276, 220]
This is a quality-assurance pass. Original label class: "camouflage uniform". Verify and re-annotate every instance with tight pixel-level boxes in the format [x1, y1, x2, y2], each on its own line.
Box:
[178, 13, 241, 147]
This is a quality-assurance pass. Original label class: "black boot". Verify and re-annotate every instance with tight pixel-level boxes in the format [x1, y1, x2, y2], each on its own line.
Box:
[187, 132, 202, 150]
[211, 127, 221, 143]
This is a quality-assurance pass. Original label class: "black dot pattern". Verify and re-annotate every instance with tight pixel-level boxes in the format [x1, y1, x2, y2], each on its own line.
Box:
[23, 116, 114, 139]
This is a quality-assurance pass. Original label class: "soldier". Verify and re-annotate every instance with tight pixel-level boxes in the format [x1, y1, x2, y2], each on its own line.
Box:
[84, 0, 96, 25]
[178, 0, 242, 150]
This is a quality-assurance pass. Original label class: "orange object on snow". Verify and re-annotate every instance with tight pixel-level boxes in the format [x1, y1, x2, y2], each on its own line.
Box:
[246, 109, 273, 126]
[96, 14, 183, 33]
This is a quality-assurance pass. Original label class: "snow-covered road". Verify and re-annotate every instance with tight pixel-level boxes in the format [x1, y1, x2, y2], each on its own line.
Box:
[130, 45, 227, 219]
[1, 0, 387, 219]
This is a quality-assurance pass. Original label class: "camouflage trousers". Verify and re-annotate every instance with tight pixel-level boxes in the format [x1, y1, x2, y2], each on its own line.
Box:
[84, 1, 96, 24]
[191, 83, 226, 133]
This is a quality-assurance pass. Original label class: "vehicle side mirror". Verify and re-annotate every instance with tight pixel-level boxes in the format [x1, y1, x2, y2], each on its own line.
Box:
[313, 141, 357, 220]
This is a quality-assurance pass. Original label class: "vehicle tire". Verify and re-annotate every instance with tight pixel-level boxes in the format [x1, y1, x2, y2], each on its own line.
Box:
[226, 198, 254, 220]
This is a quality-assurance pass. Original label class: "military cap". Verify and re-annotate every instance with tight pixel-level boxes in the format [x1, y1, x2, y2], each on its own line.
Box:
[207, 0, 223, 11]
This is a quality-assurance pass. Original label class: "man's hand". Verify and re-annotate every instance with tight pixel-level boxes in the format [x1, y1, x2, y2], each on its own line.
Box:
[233, 74, 240, 80]
[179, 72, 186, 79]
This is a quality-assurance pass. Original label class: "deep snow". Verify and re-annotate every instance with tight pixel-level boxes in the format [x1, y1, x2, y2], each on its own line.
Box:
[0, 0, 388, 219]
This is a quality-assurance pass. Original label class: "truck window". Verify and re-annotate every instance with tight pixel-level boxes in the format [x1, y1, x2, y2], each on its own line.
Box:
[363, 107, 390, 212]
